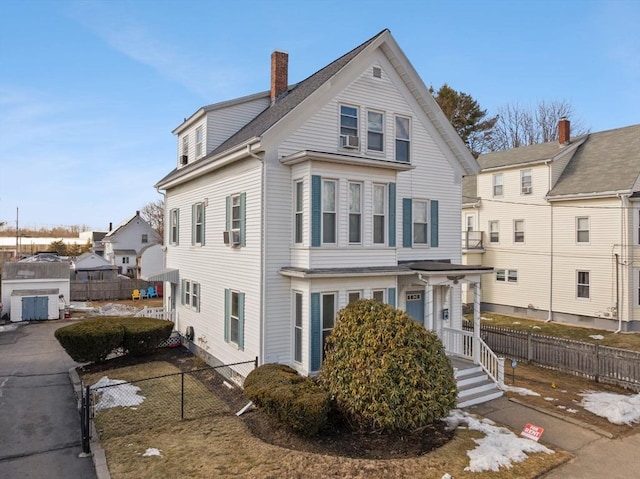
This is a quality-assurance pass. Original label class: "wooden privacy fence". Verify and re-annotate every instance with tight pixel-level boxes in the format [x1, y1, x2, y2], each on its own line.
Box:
[464, 322, 640, 392]
[70, 279, 153, 301]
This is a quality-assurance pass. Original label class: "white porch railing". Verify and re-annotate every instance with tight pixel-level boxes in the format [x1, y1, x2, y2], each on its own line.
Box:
[440, 327, 504, 387]
[135, 306, 176, 322]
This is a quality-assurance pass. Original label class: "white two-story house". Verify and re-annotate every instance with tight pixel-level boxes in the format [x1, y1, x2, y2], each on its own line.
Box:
[154, 30, 499, 401]
[462, 121, 640, 332]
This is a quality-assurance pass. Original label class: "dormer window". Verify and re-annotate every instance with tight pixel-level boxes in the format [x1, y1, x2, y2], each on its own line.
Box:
[182, 135, 189, 156]
[195, 126, 203, 158]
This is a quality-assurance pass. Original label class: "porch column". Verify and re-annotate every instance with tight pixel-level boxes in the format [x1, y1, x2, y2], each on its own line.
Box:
[424, 282, 434, 331]
[473, 281, 481, 364]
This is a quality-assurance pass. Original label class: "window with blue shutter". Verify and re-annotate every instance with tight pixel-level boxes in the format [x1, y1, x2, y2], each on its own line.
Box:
[237, 292, 245, 350]
[388, 183, 396, 247]
[310, 293, 321, 371]
[403, 198, 412, 247]
[388, 287, 396, 308]
[430, 200, 439, 247]
[311, 176, 321, 247]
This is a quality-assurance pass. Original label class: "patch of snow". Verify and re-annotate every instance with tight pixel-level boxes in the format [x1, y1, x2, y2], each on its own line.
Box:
[532, 326, 541, 330]
[544, 397, 557, 402]
[589, 335, 604, 340]
[480, 316, 493, 321]
[441, 474, 453, 479]
[567, 409, 578, 414]
[142, 448, 162, 457]
[560, 390, 568, 393]
[444, 410, 553, 472]
[91, 376, 145, 410]
[502, 385, 541, 396]
[556, 405, 566, 410]
[513, 322, 521, 325]
[580, 391, 640, 425]
[0, 324, 20, 333]
[93, 303, 140, 316]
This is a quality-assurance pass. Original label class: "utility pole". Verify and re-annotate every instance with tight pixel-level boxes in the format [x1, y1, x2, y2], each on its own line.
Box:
[15, 207, 19, 259]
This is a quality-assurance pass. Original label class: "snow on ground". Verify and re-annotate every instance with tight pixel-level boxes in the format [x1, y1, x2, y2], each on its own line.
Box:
[142, 448, 162, 457]
[445, 410, 553, 472]
[580, 391, 640, 425]
[0, 323, 20, 333]
[91, 376, 145, 410]
[502, 385, 541, 396]
[589, 334, 604, 340]
[93, 303, 141, 316]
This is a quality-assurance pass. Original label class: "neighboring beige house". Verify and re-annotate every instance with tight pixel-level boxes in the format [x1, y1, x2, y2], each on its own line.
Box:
[462, 121, 640, 332]
[153, 29, 501, 406]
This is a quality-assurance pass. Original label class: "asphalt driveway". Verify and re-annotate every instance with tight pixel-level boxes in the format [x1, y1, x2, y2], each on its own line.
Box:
[0, 320, 96, 479]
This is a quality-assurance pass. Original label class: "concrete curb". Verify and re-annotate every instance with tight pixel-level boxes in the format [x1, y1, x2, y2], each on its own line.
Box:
[68, 367, 112, 479]
[508, 397, 615, 438]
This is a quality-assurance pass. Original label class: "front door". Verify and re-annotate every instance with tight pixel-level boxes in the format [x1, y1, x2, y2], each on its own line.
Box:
[406, 291, 424, 325]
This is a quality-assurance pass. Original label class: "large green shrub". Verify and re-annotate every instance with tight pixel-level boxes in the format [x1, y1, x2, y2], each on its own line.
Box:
[319, 299, 457, 433]
[55, 319, 124, 363]
[55, 317, 173, 363]
[244, 364, 331, 436]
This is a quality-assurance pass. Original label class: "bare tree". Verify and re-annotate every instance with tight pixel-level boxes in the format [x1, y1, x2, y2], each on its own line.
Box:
[141, 199, 165, 241]
[489, 100, 589, 151]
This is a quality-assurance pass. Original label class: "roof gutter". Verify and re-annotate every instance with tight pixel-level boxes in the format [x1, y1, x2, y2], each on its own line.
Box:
[156, 137, 262, 190]
[546, 189, 633, 202]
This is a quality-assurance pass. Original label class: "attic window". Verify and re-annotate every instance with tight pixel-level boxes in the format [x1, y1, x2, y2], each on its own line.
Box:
[372, 67, 382, 78]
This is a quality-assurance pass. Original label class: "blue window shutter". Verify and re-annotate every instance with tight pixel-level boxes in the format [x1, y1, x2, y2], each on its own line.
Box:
[225, 196, 231, 231]
[191, 204, 196, 245]
[240, 192, 246, 247]
[224, 289, 230, 343]
[311, 175, 321, 247]
[388, 287, 396, 308]
[310, 293, 321, 371]
[388, 183, 396, 247]
[403, 198, 412, 247]
[238, 292, 245, 351]
[431, 200, 439, 247]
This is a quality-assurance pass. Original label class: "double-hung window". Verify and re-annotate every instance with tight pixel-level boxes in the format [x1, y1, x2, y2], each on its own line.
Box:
[372, 289, 385, 303]
[395, 116, 410, 162]
[514, 219, 525, 243]
[321, 293, 336, 362]
[231, 195, 241, 231]
[141, 234, 148, 244]
[182, 135, 189, 158]
[348, 291, 362, 304]
[230, 291, 240, 344]
[294, 181, 303, 244]
[367, 111, 384, 152]
[348, 182, 362, 244]
[170, 208, 179, 245]
[192, 202, 205, 245]
[225, 193, 246, 247]
[493, 173, 503, 197]
[576, 217, 589, 243]
[195, 126, 203, 158]
[496, 269, 517, 283]
[373, 184, 386, 244]
[413, 200, 429, 244]
[224, 289, 244, 349]
[182, 279, 200, 311]
[293, 292, 303, 363]
[322, 180, 337, 244]
[340, 105, 358, 147]
[521, 169, 532, 194]
[122, 257, 129, 264]
[577, 271, 590, 299]
[489, 221, 499, 243]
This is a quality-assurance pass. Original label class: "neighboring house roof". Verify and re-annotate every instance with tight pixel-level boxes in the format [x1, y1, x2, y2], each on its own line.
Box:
[92, 232, 107, 242]
[548, 124, 640, 197]
[156, 28, 477, 188]
[104, 212, 156, 240]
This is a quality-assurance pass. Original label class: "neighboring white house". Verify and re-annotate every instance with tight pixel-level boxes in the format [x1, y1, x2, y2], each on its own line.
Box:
[1, 255, 71, 322]
[102, 211, 162, 278]
[462, 121, 640, 332]
[154, 29, 498, 397]
[73, 252, 117, 281]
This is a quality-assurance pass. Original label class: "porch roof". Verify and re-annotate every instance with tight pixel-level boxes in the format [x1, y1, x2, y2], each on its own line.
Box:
[142, 268, 180, 284]
[279, 261, 493, 278]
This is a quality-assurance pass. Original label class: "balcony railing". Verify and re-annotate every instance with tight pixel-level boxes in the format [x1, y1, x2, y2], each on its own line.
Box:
[462, 230, 484, 250]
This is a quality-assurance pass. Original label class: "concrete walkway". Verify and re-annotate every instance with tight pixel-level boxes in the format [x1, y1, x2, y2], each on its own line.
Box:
[469, 396, 640, 479]
[0, 321, 96, 479]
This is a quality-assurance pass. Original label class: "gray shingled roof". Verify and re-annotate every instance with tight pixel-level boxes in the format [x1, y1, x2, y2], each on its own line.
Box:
[548, 124, 640, 197]
[156, 30, 386, 187]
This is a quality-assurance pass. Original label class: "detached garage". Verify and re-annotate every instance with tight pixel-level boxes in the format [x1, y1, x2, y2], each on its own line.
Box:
[10, 289, 60, 321]
[1, 256, 71, 323]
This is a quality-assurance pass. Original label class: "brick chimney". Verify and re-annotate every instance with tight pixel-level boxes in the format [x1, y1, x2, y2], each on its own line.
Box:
[558, 117, 570, 145]
[271, 50, 288, 103]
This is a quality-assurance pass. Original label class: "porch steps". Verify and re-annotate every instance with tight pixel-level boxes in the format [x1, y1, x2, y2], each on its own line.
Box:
[455, 365, 503, 408]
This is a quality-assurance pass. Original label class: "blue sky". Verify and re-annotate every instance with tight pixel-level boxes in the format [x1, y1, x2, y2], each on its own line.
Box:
[1, 0, 638, 231]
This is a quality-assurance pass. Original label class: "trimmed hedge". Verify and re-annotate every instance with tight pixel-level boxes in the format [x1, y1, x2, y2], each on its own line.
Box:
[244, 364, 331, 436]
[54, 317, 173, 363]
[320, 299, 457, 433]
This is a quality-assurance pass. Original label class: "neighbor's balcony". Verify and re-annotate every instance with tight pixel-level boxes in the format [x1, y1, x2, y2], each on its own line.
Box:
[462, 231, 484, 251]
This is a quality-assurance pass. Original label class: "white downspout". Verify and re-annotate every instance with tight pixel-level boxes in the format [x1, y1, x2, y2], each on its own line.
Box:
[615, 193, 630, 333]
[546, 160, 553, 322]
[247, 144, 265, 364]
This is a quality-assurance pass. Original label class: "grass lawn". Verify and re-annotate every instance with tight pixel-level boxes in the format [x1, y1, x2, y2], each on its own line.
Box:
[470, 313, 640, 352]
[80, 359, 572, 479]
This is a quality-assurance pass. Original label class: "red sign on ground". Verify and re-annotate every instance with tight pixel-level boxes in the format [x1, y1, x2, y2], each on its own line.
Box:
[521, 423, 544, 442]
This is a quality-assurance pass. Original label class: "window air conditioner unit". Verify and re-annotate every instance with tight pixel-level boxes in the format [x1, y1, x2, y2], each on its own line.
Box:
[223, 230, 240, 246]
[180, 155, 188, 165]
[340, 135, 359, 149]
[522, 186, 532, 194]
